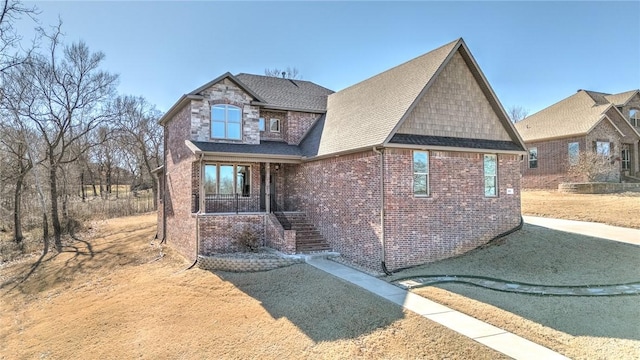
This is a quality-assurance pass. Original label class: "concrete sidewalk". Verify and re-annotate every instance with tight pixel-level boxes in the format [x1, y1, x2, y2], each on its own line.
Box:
[523, 216, 640, 246]
[306, 257, 568, 360]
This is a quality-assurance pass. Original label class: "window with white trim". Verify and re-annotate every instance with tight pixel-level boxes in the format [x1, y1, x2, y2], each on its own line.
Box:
[622, 145, 630, 171]
[270, 118, 280, 132]
[484, 154, 497, 197]
[204, 164, 251, 197]
[211, 104, 242, 139]
[528, 147, 538, 168]
[568, 142, 580, 166]
[413, 151, 429, 196]
[630, 109, 639, 127]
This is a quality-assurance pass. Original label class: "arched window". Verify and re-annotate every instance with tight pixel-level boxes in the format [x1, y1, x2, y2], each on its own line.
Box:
[211, 104, 242, 139]
[630, 109, 639, 127]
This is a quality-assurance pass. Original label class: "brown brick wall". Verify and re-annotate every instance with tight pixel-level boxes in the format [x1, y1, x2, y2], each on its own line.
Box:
[285, 111, 321, 145]
[284, 148, 521, 272]
[521, 136, 586, 189]
[259, 110, 286, 142]
[265, 213, 296, 254]
[164, 105, 198, 260]
[284, 151, 383, 270]
[199, 214, 265, 254]
[383, 149, 521, 270]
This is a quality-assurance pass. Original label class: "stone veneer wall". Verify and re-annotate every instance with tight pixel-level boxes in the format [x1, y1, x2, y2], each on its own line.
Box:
[199, 214, 265, 255]
[164, 105, 198, 260]
[585, 120, 622, 183]
[190, 78, 260, 144]
[383, 149, 521, 270]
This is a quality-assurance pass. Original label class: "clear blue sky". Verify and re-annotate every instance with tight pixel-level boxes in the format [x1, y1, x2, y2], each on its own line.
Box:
[18, 1, 640, 115]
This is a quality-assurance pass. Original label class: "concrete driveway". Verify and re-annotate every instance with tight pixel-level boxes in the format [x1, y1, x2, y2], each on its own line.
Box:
[523, 216, 640, 246]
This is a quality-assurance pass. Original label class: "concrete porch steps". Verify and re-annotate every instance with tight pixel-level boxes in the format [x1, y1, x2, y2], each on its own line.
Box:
[274, 211, 332, 253]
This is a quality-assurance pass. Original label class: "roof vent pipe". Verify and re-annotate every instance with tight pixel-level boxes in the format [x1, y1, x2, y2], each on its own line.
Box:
[282, 71, 286, 78]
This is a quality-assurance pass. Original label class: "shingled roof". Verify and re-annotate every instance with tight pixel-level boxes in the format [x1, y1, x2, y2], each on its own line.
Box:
[235, 74, 333, 113]
[315, 38, 525, 157]
[515, 89, 639, 142]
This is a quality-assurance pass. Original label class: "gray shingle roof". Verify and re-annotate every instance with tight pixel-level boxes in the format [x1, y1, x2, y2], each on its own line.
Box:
[235, 74, 334, 113]
[390, 134, 523, 151]
[515, 89, 638, 142]
[190, 140, 302, 157]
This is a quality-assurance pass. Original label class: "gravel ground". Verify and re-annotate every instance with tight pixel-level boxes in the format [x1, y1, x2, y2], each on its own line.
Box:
[388, 224, 640, 359]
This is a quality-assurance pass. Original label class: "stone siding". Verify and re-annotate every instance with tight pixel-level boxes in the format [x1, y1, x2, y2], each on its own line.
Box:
[164, 105, 198, 260]
[190, 78, 260, 144]
[197, 254, 302, 272]
[199, 214, 265, 255]
[559, 182, 640, 194]
[399, 51, 511, 141]
[585, 120, 622, 182]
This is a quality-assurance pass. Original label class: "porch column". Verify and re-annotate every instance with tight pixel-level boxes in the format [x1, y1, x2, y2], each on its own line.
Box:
[199, 161, 205, 213]
[265, 162, 271, 213]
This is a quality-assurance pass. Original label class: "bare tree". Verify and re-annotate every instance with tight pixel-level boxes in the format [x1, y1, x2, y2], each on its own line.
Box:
[568, 152, 619, 182]
[13, 24, 118, 251]
[507, 105, 529, 123]
[264, 66, 301, 79]
[0, 0, 38, 73]
[113, 95, 163, 205]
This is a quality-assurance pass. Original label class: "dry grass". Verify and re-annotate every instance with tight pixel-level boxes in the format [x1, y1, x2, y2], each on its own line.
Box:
[522, 190, 640, 229]
[389, 224, 640, 359]
[0, 214, 506, 359]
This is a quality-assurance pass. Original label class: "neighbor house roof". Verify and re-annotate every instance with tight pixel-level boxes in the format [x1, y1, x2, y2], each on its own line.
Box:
[315, 38, 525, 157]
[515, 89, 639, 142]
[604, 90, 639, 106]
[235, 74, 334, 113]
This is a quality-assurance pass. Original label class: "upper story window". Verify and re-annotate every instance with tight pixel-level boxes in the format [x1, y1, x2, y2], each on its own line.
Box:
[484, 154, 498, 197]
[270, 118, 281, 133]
[568, 142, 580, 165]
[528, 147, 538, 168]
[595, 141, 611, 157]
[211, 104, 242, 140]
[630, 109, 639, 127]
[413, 151, 429, 196]
[258, 117, 265, 131]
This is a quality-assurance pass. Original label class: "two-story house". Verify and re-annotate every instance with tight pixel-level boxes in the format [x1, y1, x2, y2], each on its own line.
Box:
[155, 38, 527, 272]
[516, 90, 640, 189]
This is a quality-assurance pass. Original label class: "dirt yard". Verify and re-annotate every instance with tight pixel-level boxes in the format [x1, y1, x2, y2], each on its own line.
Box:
[389, 224, 640, 360]
[522, 190, 640, 229]
[0, 214, 506, 359]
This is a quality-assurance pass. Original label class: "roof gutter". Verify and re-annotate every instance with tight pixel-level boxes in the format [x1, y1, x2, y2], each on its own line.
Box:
[384, 142, 527, 155]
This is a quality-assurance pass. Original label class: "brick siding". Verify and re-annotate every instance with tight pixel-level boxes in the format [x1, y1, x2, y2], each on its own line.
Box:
[259, 110, 286, 142]
[285, 111, 321, 145]
[199, 214, 265, 255]
[164, 105, 198, 260]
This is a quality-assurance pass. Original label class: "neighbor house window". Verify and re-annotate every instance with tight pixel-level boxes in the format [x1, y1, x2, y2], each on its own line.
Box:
[484, 154, 497, 197]
[258, 117, 265, 131]
[528, 147, 538, 168]
[204, 164, 251, 196]
[568, 142, 580, 165]
[270, 118, 280, 132]
[413, 151, 429, 196]
[630, 109, 639, 127]
[596, 141, 611, 157]
[622, 145, 630, 170]
[211, 104, 242, 140]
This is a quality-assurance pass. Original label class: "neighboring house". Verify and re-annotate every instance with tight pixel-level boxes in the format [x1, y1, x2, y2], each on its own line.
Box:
[515, 90, 640, 189]
[155, 38, 527, 272]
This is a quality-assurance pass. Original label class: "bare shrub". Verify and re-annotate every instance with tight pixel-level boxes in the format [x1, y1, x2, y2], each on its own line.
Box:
[234, 226, 260, 252]
[569, 152, 619, 182]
